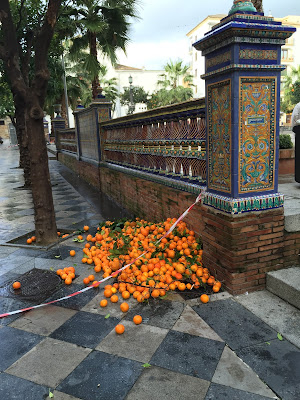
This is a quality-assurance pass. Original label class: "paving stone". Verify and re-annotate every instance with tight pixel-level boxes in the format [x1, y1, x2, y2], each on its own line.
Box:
[235, 290, 300, 348]
[50, 311, 120, 348]
[57, 350, 143, 400]
[126, 365, 210, 400]
[193, 299, 278, 350]
[45, 283, 99, 310]
[0, 372, 49, 400]
[172, 305, 223, 341]
[96, 319, 169, 363]
[0, 255, 33, 276]
[0, 326, 42, 371]
[36, 245, 80, 260]
[82, 292, 139, 318]
[5, 337, 91, 387]
[125, 300, 185, 329]
[46, 391, 82, 400]
[236, 338, 300, 400]
[150, 330, 225, 381]
[0, 297, 33, 326]
[212, 346, 276, 398]
[205, 383, 277, 400]
[9, 305, 77, 336]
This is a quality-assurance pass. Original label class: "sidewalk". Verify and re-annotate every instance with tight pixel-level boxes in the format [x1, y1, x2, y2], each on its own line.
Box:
[0, 140, 299, 400]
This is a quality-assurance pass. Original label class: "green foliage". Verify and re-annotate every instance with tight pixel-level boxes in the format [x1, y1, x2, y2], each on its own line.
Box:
[281, 66, 300, 114]
[279, 134, 293, 149]
[148, 60, 194, 109]
[120, 86, 148, 108]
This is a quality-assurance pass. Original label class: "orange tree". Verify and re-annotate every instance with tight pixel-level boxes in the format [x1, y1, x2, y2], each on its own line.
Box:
[0, 0, 62, 244]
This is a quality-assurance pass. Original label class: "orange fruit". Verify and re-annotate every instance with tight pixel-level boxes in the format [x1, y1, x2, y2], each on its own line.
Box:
[31, 236, 36, 242]
[57, 232, 61, 236]
[104, 289, 113, 298]
[100, 299, 108, 307]
[110, 294, 119, 303]
[178, 282, 186, 291]
[56, 269, 63, 276]
[61, 273, 68, 280]
[12, 281, 21, 289]
[65, 277, 72, 285]
[200, 294, 209, 303]
[83, 277, 90, 285]
[92, 280, 100, 287]
[120, 302, 129, 312]
[133, 315, 142, 325]
[88, 274, 95, 282]
[115, 324, 125, 334]
[122, 290, 130, 299]
[26, 238, 32, 244]
[83, 225, 89, 231]
[212, 284, 220, 293]
[69, 250, 76, 257]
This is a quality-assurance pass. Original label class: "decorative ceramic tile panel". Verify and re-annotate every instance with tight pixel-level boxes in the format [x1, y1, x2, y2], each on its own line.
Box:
[207, 79, 231, 193]
[239, 77, 276, 193]
[239, 49, 278, 60]
[78, 110, 99, 161]
[206, 50, 231, 69]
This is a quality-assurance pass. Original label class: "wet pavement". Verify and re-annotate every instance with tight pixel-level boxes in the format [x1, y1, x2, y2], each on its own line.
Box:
[0, 139, 300, 400]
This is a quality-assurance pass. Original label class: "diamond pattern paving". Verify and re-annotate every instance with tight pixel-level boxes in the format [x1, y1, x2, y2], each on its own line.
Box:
[193, 299, 278, 350]
[150, 330, 225, 381]
[57, 351, 144, 400]
[49, 311, 120, 348]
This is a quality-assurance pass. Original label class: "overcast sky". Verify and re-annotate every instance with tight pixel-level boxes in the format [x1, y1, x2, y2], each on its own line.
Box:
[116, 0, 300, 70]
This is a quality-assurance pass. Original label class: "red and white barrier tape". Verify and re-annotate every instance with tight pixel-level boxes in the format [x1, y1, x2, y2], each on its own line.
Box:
[0, 190, 204, 319]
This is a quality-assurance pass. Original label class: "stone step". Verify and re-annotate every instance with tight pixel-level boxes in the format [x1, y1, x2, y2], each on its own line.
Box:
[266, 266, 300, 310]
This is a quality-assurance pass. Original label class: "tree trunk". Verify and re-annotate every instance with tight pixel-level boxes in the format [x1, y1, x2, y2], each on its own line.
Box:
[15, 103, 31, 187]
[61, 93, 69, 127]
[26, 96, 58, 244]
[90, 33, 99, 99]
[251, 0, 264, 13]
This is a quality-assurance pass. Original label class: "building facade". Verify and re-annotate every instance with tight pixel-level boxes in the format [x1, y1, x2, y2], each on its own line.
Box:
[187, 13, 300, 114]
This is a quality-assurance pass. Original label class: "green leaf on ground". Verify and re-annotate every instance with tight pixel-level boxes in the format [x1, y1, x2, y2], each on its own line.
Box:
[49, 267, 54, 271]
[266, 342, 270, 345]
[105, 314, 110, 319]
[54, 255, 60, 259]
[143, 363, 151, 368]
[277, 333, 283, 341]
[48, 389, 54, 398]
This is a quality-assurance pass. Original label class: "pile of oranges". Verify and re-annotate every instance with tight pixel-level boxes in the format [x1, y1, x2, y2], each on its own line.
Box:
[79, 218, 221, 304]
[56, 266, 76, 285]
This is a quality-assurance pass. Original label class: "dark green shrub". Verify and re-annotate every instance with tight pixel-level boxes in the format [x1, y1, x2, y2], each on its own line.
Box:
[279, 134, 293, 149]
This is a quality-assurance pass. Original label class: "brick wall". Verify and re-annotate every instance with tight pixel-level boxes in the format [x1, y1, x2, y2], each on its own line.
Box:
[57, 152, 300, 294]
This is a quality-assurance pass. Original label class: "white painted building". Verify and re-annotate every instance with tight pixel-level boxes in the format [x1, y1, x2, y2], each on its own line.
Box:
[186, 13, 300, 108]
[104, 63, 164, 118]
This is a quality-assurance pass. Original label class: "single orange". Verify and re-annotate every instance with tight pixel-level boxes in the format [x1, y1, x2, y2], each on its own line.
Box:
[65, 277, 72, 285]
[100, 299, 108, 307]
[70, 250, 76, 257]
[115, 324, 125, 334]
[133, 315, 142, 325]
[110, 294, 119, 303]
[83, 225, 89, 231]
[200, 294, 209, 303]
[12, 281, 21, 290]
[120, 302, 129, 312]
[26, 238, 32, 244]
[88, 274, 95, 282]
[92, 280, 100, 287]
[104, 289, 113, 298]
[31, 236, 36, 242]
[83, 277, 90, 285]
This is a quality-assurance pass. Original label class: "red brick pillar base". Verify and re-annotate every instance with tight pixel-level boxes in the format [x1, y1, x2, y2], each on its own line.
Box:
[201, 205, 285, 295]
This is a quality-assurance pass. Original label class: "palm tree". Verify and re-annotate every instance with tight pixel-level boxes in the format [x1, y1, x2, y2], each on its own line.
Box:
[158, 60, 194, 89]
[69, 0, 138, 99]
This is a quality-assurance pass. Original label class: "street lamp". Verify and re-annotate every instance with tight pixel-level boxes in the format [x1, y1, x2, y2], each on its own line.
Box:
[128, 75, 135, 115]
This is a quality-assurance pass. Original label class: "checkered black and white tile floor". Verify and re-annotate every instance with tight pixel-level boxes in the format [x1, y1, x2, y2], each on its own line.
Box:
[0, 141, 299, 400]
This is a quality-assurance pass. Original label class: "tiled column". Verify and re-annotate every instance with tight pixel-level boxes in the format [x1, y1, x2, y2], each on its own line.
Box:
[193, 1, 296, 293]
